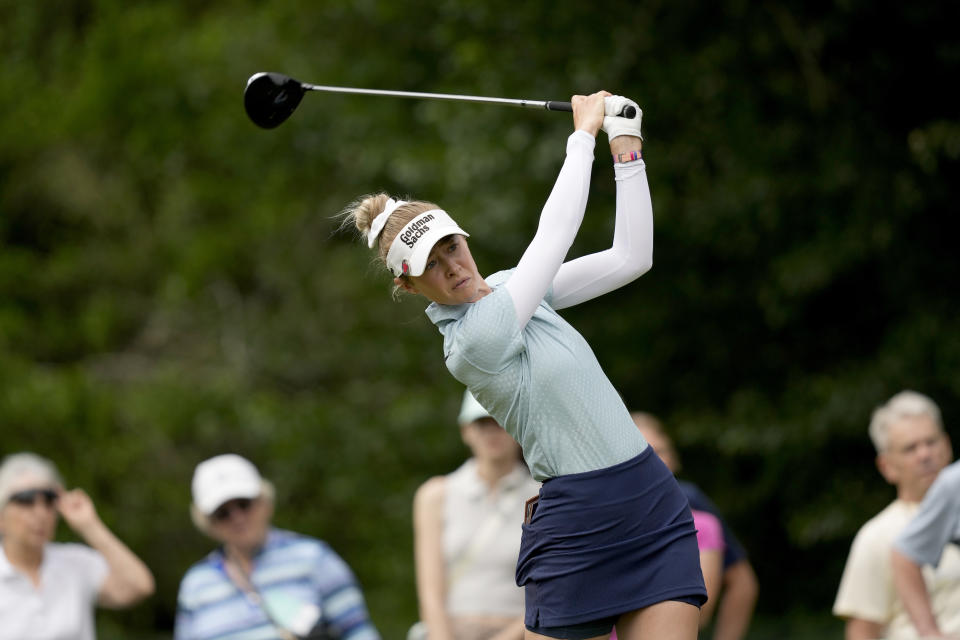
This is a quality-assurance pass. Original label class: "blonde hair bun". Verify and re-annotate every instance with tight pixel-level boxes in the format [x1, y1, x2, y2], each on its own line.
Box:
[348, 192, 393, 236]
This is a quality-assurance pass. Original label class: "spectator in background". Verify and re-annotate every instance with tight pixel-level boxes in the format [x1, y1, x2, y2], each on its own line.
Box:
[174, 454, 380, 640]
[834, 390, 959, 639]
[892, 458, 960, 638]
[632, 413, 758, 639]
[410, 390, 540, 640]
[0, 452, 155, 640]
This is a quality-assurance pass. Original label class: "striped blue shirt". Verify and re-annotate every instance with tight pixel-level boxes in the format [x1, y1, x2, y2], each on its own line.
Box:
[174, 529, 380, 640]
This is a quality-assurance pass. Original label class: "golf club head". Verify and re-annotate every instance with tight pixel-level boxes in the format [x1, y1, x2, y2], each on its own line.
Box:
[244, 72, 306, 129]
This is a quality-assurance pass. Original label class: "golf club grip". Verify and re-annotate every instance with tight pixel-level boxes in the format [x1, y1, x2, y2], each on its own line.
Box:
[545, 102, 638, 119]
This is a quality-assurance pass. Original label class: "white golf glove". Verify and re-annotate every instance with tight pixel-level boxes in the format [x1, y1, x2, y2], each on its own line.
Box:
[601, 95, 643, 141]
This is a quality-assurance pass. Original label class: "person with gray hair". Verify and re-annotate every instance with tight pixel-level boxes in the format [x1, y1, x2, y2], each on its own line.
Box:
[174, 454, 380, 640]
[833, 391, 960, 639]
[0, 452, 155, 640]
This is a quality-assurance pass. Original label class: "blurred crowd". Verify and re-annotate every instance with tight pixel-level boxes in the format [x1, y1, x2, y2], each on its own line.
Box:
[1, 389, 957, 639]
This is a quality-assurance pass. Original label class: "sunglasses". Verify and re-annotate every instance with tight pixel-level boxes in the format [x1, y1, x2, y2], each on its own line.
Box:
[211, 498, 254, 522]
[7, 488, 59, 508]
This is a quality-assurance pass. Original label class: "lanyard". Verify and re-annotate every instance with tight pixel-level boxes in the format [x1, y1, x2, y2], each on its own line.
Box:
[224, 555, 300, 640]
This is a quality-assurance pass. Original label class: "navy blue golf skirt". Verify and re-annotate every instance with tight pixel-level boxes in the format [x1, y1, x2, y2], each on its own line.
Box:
[516, 446, 706, 628]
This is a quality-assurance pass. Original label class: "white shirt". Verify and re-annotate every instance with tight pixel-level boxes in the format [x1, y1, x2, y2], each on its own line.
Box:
[0, 542, 108, 640]
[834, 500, 960, 638]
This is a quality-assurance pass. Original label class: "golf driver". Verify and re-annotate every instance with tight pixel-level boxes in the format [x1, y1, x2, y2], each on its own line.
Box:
[244, 72, 637, 129]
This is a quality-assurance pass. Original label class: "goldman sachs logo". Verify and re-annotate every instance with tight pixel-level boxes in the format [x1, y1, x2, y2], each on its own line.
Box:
[398, 214, 436, 248]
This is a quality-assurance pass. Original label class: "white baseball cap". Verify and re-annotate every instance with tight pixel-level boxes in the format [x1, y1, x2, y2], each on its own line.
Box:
[191, 454, 263, 515]
[458, 390, 492, 425]
[385, 209, 470, 277]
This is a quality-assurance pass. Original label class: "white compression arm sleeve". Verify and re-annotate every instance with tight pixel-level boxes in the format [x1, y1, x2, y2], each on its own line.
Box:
[550, 158, 653, 309]
[504, 132, 654, 327]
[505, 130, 596, 327]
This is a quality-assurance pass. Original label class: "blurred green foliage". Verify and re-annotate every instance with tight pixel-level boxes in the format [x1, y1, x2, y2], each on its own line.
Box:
[1, 0, 958, 637]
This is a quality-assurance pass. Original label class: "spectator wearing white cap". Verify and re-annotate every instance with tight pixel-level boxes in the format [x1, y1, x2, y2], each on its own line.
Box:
[0, 452, 155, 640]
[174, 454, 380, 640]
[410, 390, 540, 640]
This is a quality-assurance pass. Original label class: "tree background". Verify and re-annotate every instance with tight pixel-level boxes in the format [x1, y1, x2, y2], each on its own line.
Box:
[1, 0, 958, 637]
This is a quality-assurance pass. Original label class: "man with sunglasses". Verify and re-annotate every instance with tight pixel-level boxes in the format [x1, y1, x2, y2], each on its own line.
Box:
[175, 454, 380, 640]
[0, 452, 156, 640]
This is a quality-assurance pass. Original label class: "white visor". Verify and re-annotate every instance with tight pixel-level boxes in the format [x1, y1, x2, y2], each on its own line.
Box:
[386, 209, 470, 277]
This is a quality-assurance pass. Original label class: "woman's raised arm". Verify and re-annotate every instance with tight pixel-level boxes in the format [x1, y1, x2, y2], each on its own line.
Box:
[504, 91, 608, 327]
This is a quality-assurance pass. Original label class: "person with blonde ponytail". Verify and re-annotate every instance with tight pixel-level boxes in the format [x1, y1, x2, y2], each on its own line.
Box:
[346, 92, 705, 640]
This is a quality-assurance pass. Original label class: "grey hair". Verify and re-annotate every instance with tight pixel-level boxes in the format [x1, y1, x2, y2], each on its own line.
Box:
[189, 479, 276, 536]
[868, 390, 943, 453]
[0, 452, 63, 506]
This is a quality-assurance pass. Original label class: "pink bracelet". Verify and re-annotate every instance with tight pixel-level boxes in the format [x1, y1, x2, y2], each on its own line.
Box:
[612, 150, 642, 163]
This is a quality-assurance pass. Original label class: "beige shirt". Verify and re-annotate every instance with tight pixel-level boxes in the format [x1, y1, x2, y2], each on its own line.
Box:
[443, 459, 541, 617]
[834, 500, 960, 638]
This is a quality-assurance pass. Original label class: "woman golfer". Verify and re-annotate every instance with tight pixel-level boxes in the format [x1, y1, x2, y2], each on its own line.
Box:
[347, 91, 705, 640]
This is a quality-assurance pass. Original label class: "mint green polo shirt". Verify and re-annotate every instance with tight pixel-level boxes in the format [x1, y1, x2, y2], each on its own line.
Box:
[426, 269, 646, 481]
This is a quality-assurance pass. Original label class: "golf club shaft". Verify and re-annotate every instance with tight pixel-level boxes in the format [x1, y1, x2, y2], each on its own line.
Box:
[301, 83, 572, 112]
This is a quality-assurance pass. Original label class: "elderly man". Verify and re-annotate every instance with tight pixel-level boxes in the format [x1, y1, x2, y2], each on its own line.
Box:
[834, 391, 959, 639]
[174, 454, 380, 640]
[891, 458, 960, 638]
